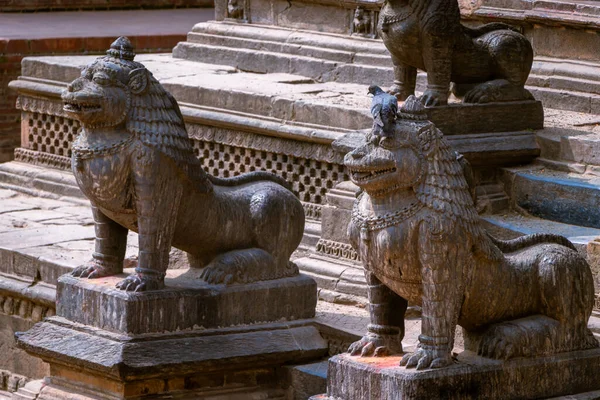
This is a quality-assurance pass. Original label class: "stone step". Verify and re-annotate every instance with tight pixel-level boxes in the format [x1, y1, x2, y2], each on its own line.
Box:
[283, 360, 328, 400]
[175, 23, 600, 113]
[0, 161, 85, 203]
[173, 22, 398, 86]
[10, 380, 44, 400]
[296, 256, 367, 307]
[502, 165, 600, 229]
[533, 108, 600, 168]
[482, 210, 600, 249]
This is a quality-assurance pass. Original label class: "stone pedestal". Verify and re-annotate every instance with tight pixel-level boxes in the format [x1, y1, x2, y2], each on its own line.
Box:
[16, 270, 328, 399]
[318, 350, 600, 400]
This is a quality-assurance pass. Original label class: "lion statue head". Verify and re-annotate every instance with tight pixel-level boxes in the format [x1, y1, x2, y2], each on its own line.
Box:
[344, 96, 500, 259]
[62, 36, 211, 192]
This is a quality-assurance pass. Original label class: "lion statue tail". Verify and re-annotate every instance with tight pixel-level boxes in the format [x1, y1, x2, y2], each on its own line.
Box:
[208, 172, 292, 191]
[462, 22, 520, 38]
[487, 232, 577, 253]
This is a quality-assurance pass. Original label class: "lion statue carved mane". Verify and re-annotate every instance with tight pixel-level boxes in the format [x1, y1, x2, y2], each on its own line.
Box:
[62, 37, 304, 291]
[345, 96, 597, 369]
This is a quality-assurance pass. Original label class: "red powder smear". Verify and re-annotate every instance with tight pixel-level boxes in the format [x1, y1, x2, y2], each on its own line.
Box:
[344, 355, 405, 369]
[77, 275, 127, 288]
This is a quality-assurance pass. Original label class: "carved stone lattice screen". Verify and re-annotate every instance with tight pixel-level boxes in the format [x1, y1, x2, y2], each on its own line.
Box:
[28, 113, 78, 157]
[192, 141, 347, 206]
[16, 112, 349, 217]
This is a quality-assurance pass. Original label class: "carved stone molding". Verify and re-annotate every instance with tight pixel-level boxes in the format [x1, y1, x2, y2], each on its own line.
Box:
[351, 7, 378, 38]
[316, 239, 359, 261]
[15, 148, 71, 170]
[303, 202, 322, 221]
[0, 370, 29, 393]
[0, 294, 55, 323]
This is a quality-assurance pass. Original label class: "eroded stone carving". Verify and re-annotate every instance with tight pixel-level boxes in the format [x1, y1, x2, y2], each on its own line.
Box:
[345, 96, 597, 369]
[378, 0, 534, 106]
[352, 7, 371, 36]
[227, 0, 245, 20]
[62, 37, 305, 291]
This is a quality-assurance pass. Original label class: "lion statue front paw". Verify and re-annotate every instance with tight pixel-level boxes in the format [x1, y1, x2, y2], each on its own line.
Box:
[71, 259, 121, 279]
[348, 333, 403, 357]
[115, 273, 165, 292]
[400, 347, 454, 370]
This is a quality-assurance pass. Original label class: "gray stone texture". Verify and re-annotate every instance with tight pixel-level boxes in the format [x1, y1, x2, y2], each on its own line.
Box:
[323, 350, 600, 400]
[57, 272, 317, 334]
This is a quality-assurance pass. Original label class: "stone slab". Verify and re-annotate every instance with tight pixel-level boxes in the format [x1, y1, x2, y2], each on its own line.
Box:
[57, 271, 318, 334]
[426, 100, 543, 135]
[505, 166, 600, 229]
[0, 225, 94, 250]
[333, 130, 540, 167]
[283, 360, 328, 400]
[17, 316, 326, 399]
[323, 349, 600, 400]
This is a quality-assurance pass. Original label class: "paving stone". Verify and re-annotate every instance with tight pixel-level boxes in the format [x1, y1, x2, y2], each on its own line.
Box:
[16, 197, 81, 210]
[0, 225, 94, 250]
[0, 200, 39, 215]
[0, 216, 44, 233]
[0, 189, 17, 199]
[2, 209, 75, 223]
[51, 205, 93, 219]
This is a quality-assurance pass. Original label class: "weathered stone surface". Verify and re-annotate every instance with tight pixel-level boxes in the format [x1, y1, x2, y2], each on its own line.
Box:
[57, 271, 317, 334]
[18, 317, 326, 380]
[59, 37, 306, 292]
[379, 0, 535, 107]
[505, 166, 600, 229]
[322, 350, 600, 400]
[16, 265, 326, 398]
[283, 360, 328, 400]
[344, 97, 597, 370]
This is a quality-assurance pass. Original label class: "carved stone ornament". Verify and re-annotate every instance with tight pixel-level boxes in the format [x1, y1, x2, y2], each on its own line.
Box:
[227, 0, 245, 20]
[62, 36, 305, 292]
[344, 95, 598, 369]
[378, 0, 535, 106]
[352, 7, 372, 36]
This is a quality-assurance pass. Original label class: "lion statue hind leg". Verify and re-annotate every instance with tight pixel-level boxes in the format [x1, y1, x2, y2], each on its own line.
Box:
[463, 79, 534, 104]
[200, 248, 298, 285]
[472, 243, 598, 360]
[463, 30, 534, 104]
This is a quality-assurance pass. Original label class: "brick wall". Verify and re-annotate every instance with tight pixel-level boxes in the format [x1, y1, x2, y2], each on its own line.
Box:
[1, 0, 212, 12]
[0, 35, 186, 162]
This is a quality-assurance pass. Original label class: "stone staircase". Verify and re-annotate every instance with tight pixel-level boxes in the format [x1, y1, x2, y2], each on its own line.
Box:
[483, 108, 600, 302]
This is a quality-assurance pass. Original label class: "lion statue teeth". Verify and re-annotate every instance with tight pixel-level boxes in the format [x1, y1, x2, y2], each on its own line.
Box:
[379, 0, 535, 106]
[345, 95, 597, 369]
[62, 37, 305, 292]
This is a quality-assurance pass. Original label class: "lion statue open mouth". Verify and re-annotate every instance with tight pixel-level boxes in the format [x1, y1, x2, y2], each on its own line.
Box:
[345, 96, 597, 369]
[62, 37, 305, 292]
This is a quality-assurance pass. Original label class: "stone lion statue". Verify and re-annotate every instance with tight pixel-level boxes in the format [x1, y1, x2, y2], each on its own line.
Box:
[345, 96, 597, 369]
[62, 37, 305, 291]
[379, 0, 534, 106]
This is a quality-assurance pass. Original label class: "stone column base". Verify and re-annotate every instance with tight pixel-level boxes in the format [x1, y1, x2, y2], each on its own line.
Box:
[318, 350, 600, 400]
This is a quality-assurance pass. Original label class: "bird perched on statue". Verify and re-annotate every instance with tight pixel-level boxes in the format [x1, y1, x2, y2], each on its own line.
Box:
[368, 85, 398, 137]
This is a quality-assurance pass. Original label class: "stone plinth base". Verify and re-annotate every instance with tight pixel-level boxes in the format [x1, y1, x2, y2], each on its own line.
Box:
[321, 350, 600, 400]
[16, 272, 328, 399]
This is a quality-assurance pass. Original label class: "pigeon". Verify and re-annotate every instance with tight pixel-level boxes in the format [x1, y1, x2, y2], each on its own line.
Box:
[368, 85, 398, 137]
